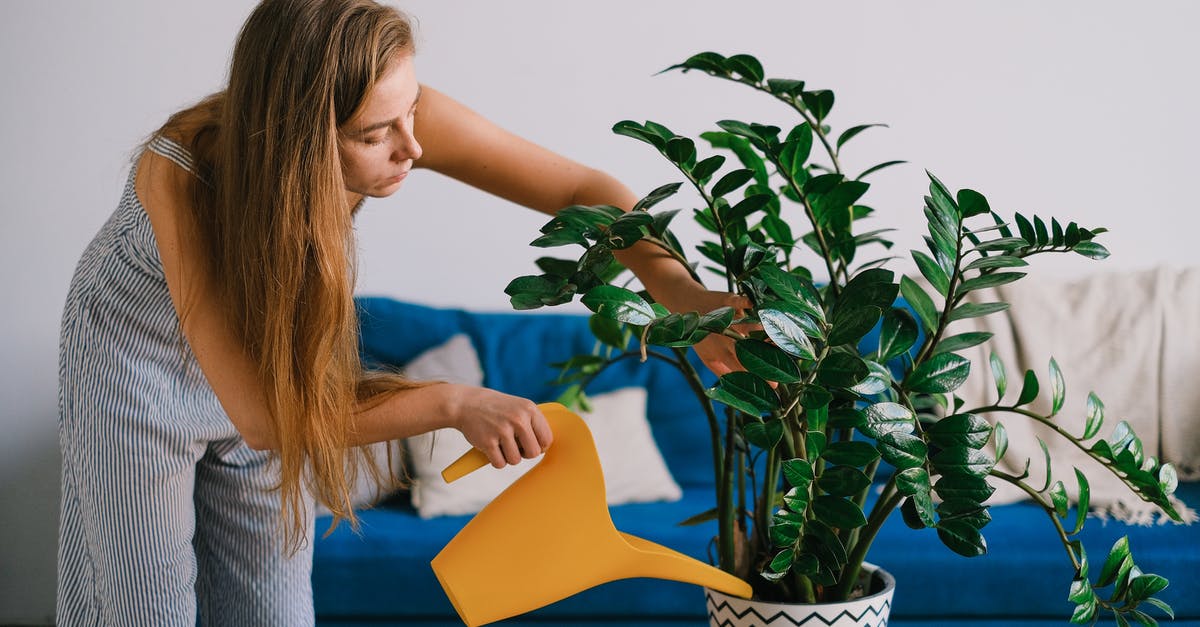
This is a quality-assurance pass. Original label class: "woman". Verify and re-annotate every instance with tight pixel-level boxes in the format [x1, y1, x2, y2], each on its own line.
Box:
[57, 0, 746, 624]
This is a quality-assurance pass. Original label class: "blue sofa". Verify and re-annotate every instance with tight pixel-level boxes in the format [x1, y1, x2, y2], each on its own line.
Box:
[313, 297, 1199, 626]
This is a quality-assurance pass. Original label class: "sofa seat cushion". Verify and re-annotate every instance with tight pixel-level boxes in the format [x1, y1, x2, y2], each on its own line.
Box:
[867, 480, 1200, 620]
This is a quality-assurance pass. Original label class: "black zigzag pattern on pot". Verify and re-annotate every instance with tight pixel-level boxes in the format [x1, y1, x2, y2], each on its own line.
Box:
[705, 591, 892, 627]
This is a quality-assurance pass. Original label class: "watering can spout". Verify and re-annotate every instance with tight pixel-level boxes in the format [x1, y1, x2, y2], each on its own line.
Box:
[431, 403, 751, 627]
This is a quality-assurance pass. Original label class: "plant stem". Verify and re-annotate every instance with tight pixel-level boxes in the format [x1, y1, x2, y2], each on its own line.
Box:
[672, 348, 729, 569]
[967, 404, 1121, 481]
[836, 476, 902, 600]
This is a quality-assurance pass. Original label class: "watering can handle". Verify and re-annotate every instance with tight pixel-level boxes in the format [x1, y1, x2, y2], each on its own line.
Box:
[442, 448, 491, 483]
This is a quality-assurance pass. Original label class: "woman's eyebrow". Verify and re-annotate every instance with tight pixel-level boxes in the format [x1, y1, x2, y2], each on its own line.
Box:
[357, 87, 423, 135]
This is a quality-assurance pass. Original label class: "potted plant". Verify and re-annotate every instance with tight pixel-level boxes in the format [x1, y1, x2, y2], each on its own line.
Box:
[503, 52, 1182, 625]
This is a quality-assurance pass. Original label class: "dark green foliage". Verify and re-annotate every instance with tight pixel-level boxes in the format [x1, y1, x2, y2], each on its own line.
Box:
[507, 51, 1175, 622]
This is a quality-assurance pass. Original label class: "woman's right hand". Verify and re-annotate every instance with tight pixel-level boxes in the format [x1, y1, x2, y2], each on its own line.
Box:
[444, 385, 553, 469]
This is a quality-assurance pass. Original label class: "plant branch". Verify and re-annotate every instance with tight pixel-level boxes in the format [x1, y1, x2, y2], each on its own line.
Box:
[989, 470, 1081, 571]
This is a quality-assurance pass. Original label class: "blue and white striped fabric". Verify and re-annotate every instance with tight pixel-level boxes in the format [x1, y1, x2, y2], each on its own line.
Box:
[56, 136, 315, 626]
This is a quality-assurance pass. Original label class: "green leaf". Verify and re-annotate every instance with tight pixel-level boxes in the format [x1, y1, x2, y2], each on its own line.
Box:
[973, 236, 1029, 253]
[768, 548, 795, 573]
[530, 227, 589, 249]
[1096, 537, 1131, 587]
[783, 487, 810, 513]
[736, 340, 803, 384]
[820, 441, 880, 466]
[906, 352, 971, 393]
[876, 431, 928, 470]
[1074, 241, 1111, 260]
[759, 308, 818, 360]
[878, 307, 919, 360]
[1049, 358, 1066, 415]
[782, 458, 815, 489]
[690, 155, 725, 183]
[862, 402, 915, 438]
[816, 352, 869, 388]
[927, 171, 960, 219]
[581, 285, 655, 325]
[589, 314, 627, 349]
[779, 128, 814, 182]
[990, 351, 1008, 401]
[535, 256, 578, 278]
[676, 507, 718, 527]
[932, 446, 994, 478]
[836, 123, 887, 149]
[947, 302, 1010, 322]
[993, 422, 1009, 461]
[1068, 577, 1093, 604]
[698, 306, 735, 333]
[1142, 598, 1175, 620]
[770, 520, 802, 546]
[711, 168, 756, 197]
[633, 182, 683, 212]
[756, 266, 824, 321]
[663, 51, 728, 75]
[818, 466, 872, 497]
[1159, 464, 1179, 496]
[957, 188, 991, 218]
[850, 360, 892, 396]
[1072, 468, 1091, 535]
[937, 498, 991, 529]
[934, 331, 993, 356]
[766, 78, 805, 97]
[958, 272, 1026, 292]
[936, 519, 987, 557]
[1034, 216, 1050, 245]
[811, 496, 867, 528]
[1050, 480, 1069, 518]
[828, 306, 882, 346]
[912, 251, 951, 296]
[725, 54, 764, 82]
[1069, 597, 1098, 624]
[900, 276, 940, 333]
[724, 194, 772, 224]
[1128, 574, 1169, 603]
[927, 414, 992, 449]
[504, 274, 572, 310]
[857, 160, 907, 180]
[706, 371, 777, 416]
[895, 466, 932, 495]
[934, 475, 996, 502]
[646, 312, 702, 346]
[612, 120, 667, 149]
[802, 385, 834, 410]
[744, 419, 785, 448]
[1016, 370, 1040, 406]
[964, 255, 1028, 271]
[1083, 392, 1105, 439]
[801, 90, 835, 121]
[665, 136, 696, 166]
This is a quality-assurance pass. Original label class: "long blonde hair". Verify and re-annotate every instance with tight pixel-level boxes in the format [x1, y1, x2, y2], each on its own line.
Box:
[157, 0, 421, 550]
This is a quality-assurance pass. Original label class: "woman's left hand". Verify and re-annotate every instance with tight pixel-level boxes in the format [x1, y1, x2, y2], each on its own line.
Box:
[654, 285, 754, 378]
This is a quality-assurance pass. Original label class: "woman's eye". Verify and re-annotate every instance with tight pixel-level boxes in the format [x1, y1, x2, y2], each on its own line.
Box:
[364, 136, 385, 146]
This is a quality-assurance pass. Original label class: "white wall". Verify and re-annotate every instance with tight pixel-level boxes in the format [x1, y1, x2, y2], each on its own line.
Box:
[1, 1, 1197, 622]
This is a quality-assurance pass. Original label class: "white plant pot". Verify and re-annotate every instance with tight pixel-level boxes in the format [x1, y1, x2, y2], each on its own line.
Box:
[705, 562, 896, 627]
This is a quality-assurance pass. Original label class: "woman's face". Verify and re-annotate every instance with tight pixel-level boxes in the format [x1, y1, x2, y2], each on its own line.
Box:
[339, 54, 423, 198]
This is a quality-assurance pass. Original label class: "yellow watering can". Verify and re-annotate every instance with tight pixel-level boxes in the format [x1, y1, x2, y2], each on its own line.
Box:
[430, 402, 752, 627]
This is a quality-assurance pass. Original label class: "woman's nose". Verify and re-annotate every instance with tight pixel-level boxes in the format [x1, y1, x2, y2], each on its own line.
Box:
[393, 126, 423, 162]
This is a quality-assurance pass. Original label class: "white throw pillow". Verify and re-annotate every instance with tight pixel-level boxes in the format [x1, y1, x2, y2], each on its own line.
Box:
[316, 334, 485, 515]
[408, 386, 683, 519]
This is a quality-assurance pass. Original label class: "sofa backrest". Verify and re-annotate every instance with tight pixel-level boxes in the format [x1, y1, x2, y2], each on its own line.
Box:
[356, 297, 719, 487]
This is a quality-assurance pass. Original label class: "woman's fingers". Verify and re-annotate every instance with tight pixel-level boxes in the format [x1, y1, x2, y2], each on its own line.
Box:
[453, 388, 552, 468]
